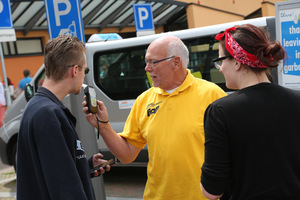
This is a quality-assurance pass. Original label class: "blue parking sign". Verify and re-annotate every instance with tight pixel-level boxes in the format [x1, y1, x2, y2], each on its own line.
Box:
[133, 4, 154, 32]
[44, 0, 85, 42]
[0, 0, 13, 29]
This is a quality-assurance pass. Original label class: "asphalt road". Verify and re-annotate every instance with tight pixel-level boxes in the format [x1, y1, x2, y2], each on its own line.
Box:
[0, 158, 147, 200]
[103, 166, 147, 198]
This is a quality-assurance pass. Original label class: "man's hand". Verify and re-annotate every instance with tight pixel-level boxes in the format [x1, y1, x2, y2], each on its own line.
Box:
[82, 97, 109, 128]
[91, 153, 115, 177]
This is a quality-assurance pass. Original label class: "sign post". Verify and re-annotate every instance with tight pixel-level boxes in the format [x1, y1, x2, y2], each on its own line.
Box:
[133, 4, 155, 37]
[44, 2, 105, 200]
[276, 0, 300, 90]
[44, 0, 85, 42]
[0, 0, 16, 107]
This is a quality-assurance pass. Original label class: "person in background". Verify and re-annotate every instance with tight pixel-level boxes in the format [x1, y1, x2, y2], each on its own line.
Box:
[100, 64, 108, 79]
[0, 77, 6, 127]
[200, 24, 300, 200]
[6, 78, 15, 101]
[1, 77, 15, 101]
[17, 35, 112, 200]
[18, 69, 32, 90]
[83, 36, 227, 200]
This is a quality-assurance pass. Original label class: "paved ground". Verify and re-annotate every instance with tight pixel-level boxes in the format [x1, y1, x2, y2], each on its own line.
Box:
[103, 167, 146, 199]
[0, 165, 146, 200]
[0, 166, 16, 200]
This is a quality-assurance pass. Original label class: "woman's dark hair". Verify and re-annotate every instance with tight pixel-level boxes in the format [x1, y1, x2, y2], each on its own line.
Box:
[219, 24, 286, 70]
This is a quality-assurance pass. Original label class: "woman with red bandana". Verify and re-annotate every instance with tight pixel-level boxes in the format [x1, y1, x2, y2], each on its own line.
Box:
[200, 24, 300, 200]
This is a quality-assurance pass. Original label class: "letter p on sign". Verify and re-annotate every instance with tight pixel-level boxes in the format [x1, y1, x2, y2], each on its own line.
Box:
[138, 7, 148, 28]
[54, 0, 71, 26]
[133, 4, 154, 32]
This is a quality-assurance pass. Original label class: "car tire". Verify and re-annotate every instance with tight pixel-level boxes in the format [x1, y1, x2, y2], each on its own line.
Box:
[12, 142, 17, 172]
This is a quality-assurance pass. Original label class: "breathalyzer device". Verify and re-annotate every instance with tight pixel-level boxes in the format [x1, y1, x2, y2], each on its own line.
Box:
[83, 85, 98, 114]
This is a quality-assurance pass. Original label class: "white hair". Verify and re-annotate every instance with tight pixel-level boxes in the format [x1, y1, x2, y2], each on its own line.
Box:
[167, 39, 189, 67]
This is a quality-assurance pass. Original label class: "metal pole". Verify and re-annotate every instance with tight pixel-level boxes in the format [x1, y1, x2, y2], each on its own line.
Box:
[70, 91, 107, 200]
[0, 42, 11, 107]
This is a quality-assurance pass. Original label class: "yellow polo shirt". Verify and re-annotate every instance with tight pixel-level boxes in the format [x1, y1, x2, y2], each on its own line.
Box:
[119, 70, 226, 200]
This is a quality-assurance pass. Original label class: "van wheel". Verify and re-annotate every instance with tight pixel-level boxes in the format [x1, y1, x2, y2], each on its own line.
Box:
[12, 142, 17, 172]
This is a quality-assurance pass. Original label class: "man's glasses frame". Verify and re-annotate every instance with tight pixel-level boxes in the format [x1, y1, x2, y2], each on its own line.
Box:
[68, 65, 90, 74]
[212, 56, 230, 69]
[145, 56, 175, 66]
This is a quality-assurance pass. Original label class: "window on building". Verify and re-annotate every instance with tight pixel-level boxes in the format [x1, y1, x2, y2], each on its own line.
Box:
[1, 38, 43, 57]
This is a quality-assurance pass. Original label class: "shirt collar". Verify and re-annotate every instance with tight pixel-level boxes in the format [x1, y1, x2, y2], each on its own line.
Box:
[153, 69, 194, 96]
[36, 87, 76, 125]
[37, 87, 66, 108]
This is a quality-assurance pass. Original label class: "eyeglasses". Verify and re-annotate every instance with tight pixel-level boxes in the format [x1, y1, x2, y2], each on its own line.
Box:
[145, 56, 175, 66]
[212, 56, 230, 69]
[68, 65, 90, 74]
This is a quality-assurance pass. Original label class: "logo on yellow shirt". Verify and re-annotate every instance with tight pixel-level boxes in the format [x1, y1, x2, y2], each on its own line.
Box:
[147, 106, 159, 117]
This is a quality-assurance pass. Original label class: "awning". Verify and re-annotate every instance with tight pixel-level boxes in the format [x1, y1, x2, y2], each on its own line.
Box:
[10, 0, 188, 35]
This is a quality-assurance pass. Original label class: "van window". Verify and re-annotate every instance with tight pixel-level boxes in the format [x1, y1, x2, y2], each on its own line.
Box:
[94, 35, 227, 100]
[94, 46, 149, 100]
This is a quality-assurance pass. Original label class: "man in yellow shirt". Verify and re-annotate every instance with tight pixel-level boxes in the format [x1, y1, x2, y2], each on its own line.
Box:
[83, 36, 226, 200]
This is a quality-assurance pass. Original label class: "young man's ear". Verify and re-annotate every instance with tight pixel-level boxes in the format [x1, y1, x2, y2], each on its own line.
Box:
[68, 65, 77, 77]
[235, 60, 242, 71]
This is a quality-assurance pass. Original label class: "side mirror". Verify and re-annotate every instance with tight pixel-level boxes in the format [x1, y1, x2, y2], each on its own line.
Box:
[24, 84, 34, 102]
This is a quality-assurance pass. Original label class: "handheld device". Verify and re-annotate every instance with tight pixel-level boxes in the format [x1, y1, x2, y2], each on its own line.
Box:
[83, 85, 98, 114]
[91, 158, 117, 175]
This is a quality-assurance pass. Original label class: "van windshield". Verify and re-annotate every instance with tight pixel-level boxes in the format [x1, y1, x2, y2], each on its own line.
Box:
[94, 35, 228, 100]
